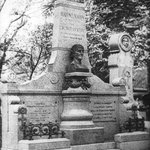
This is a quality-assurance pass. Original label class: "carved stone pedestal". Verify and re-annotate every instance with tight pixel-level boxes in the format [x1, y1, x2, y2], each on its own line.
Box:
[61, 72, 104, 145]
[61, 89, 94, 129]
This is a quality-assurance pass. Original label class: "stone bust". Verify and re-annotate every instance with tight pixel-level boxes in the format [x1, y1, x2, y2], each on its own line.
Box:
[66, 44, 89, 73]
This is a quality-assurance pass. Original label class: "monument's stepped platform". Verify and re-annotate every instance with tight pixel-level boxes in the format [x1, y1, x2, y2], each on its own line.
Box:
[17, 132, 150, 150]
[72, 131, 150, 150]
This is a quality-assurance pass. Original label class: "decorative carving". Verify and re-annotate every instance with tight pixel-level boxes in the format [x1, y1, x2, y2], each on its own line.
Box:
[109, 33, 133, 53]
[50, 74, 59, 84]
[120, 35, 133, 52]
[18, 107, 27, 115]
[66, 44, 89, 73]
[112, 77, 126, 86]
[63, 75, 91, 90]
[63, 44, 91, 90]
[18, 106, 27, 131]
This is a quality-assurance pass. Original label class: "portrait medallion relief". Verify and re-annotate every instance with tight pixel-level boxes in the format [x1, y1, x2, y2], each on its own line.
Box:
[119, 35, 133, 52]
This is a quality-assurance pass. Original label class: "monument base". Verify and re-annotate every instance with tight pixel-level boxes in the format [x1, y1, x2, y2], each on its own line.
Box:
[62, 127, 104, 145]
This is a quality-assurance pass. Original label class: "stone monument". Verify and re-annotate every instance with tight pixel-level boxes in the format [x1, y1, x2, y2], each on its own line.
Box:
[108, 33, 134, 102]
[61, 44, 104, 145]
[0, 0, 150, 150]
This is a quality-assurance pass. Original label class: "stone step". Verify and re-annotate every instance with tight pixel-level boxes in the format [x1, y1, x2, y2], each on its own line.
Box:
[107, 149, 120, 150]
[72, 142, 116, 150]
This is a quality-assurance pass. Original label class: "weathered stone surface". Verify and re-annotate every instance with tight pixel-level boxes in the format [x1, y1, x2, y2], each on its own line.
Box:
[108, 33, 134, 103]
[72, 142, 116, 150]
[89, 74, 127, 141]
[107, 149, 120, 150]
[91, 96, 117, 122]
[19, 95, 61, 124]
[19, 138, 70, 150]
[49, 0, 91, 72]
[115, 132, 150, 143]
[62, 127, 104, 145]
[52, 0, 86, 48]
[89, 75, 126, 94]
[19, 72, 64, 91]
[0, 84, 22, 150]
[58, 149, 72, 150]
[116, 140, 150, 150]
[61, 89, 94, 129]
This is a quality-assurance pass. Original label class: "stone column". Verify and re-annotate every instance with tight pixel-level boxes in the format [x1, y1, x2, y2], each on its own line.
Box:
[108, 33, 134, 102]
[1, 95, 21, 150]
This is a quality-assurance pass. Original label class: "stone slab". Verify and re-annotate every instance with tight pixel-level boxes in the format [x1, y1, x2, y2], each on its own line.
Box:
[90, 94, 120, 141]
[58, 149, 72, 150]
[62, 127, 104, 145]
[107, 149, 120, 150]
[115, 132, 150, 143]
[18, 138, 70, 150]
[65, 72, 92, 77]
[72, 142, 115, 150]
[19, 95, 61, 124]
[116, 140, 150, 150]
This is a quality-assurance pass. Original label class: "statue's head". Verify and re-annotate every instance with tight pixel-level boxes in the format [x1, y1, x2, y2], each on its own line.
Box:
[66, 44, 89, 73]
[70, 44, 84, 62]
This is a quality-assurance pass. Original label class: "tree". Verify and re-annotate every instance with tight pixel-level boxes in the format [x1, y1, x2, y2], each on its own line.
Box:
[86, 0, 150, 83]
[0, 0, 32, 79]
[9, 23, 53, 81]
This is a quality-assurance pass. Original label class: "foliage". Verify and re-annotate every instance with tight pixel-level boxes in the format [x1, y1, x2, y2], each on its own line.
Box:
[86, 0, 150, 82]
[0, 0, 32, 79]
[42, 0, 56, 17]
[9, 23, 53, 81]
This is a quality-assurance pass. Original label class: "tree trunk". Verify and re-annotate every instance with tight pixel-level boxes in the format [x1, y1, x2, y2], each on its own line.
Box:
[147, 59, 150, 93]
[0, 51, 6, 79]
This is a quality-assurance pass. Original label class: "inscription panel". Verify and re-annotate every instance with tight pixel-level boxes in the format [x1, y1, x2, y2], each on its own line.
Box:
[91, 99, 116, 122]
[53, 3, 87, 48]
[23, 96, 59, 124]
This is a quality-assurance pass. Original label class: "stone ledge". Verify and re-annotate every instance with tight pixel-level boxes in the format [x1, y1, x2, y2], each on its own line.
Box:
[65, 72, 92, 77]
[3, 90, 62, 95]
[116, 140, 150, 150]
[62, 127, 104, 145]
[115, 132, 150, 143]
[91, 91, 126, 96]
[19, 138, 70, 150]
[107, 149, 120, 150]
[72, 142, 115, 150]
